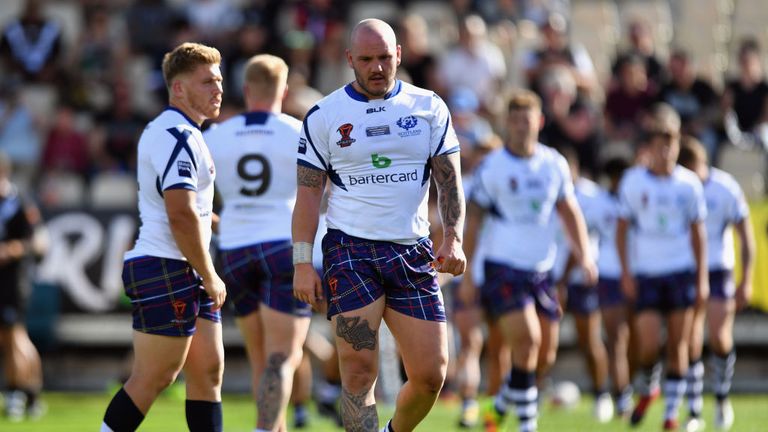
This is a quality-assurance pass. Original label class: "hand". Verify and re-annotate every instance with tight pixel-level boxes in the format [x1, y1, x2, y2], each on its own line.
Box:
[457, 275, 477, 306]
[433, 238, 466, 276]
[695, 274, 710, 308]
[201, 273, 226, 311]
[620, 272, 636, 304]
[735, 281, 752, 311]
[580, 257, 598, 287]
[293, 263, 324, 310]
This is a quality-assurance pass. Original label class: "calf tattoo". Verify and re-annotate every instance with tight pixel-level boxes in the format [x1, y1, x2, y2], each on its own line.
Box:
[256, 352, 287, 429]
[335, 315, 376, 351]
[341, 387, 379, 432]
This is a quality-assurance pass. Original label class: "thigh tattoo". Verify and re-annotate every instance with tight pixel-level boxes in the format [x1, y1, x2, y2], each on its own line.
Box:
[335, 315, 376, 351]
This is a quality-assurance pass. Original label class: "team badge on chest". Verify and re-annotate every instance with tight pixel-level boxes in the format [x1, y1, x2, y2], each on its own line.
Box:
[336, 123, 356, 147]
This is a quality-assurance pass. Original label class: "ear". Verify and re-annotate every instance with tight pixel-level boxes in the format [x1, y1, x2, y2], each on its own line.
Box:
[345, 49, 353, 69]
[537, 111, 545, 130]
[171, 78, 184, 98]
[396, 44, 402, 67]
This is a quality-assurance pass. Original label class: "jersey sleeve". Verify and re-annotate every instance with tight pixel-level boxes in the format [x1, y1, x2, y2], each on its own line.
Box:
[688, 180, 707, 223]
[728, 182, 750, 223]
[468, 165, 492, 209]
[429, 94, 460, 157]
[150, 127, 201, 192]
[297, 105, 330, 171]
[554, 153, 575, 201]
[617, 174, 634, 221]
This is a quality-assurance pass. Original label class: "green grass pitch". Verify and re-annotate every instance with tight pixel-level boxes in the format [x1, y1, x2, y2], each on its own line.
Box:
[2, 392, 768, 431]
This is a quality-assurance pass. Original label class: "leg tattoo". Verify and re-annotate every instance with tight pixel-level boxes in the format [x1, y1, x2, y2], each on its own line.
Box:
[256, 352, 287, 429]
[335, 315, 377, 351]
[340, 387, 378, 432]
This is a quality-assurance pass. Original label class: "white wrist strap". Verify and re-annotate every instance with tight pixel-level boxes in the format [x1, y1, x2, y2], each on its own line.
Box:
[292, 241, 313, 265]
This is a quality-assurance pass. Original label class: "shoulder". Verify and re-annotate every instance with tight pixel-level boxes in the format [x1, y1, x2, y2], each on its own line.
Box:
[276, 113, 303, 132]
[205, 115, 241, 139]
[709, 167, 743, 196]
[577, 177, 601, 197]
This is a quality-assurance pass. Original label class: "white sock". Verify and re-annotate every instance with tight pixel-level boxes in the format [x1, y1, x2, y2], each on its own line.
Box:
[100, 423, 115, 432]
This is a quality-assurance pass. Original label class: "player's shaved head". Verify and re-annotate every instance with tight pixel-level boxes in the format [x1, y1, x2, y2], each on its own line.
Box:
[349, 19, 397, 50]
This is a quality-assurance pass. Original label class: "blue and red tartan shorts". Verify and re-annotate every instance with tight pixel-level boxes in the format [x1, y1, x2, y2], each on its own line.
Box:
[596, 277, 624, 308]
[321, 229, 445, 322]
[122, 256, 220, 337]
[218, 239, 311, 317]
[480, 261, 560, 321]
[635, 270, 696, 312]
[709, 269, 735, 300]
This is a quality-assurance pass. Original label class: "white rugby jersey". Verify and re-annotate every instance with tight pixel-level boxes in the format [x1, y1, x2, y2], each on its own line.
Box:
[618, 165, 706, 275]
[593, 189, 626, 279]
[552, 177, 601, 284]
[206, 111, 302, 249]
[125, 107, 216, 261]
[703, 167, 749, 270]
[470, 145, 574, 272]
[297, 80, 460, 243]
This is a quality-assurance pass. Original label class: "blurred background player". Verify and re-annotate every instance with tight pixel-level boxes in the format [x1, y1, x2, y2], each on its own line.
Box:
[293, 19, 466, 432]
[460, 90, 596, 432]
[553, 147, 613, 423]
[100, 42, 226, 432]
[443, 86, 501, 428]
[206, 54, 311, 432]
[594, 156, 634, 418]
[678, 136, 755, 431]
[616, 104, 708, 430]
[0, 151, 46, 421]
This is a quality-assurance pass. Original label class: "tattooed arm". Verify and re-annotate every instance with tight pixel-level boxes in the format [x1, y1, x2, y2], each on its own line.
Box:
[430, 152, 466, 275]
[292, 165, 327, 307]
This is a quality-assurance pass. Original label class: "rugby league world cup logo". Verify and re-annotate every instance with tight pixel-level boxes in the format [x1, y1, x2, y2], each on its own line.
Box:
[336, 123, 356, 147]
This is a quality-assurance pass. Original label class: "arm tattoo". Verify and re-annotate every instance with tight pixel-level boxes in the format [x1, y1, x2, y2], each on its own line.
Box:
[335, 315, 376, 351]
[256, 352, 287, 429]
[340, 387, 379, 432]
[431, 153, 465, 239]
[297, 165, 326, 188]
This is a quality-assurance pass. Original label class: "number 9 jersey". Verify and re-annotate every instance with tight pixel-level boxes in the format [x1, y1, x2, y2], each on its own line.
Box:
[205, 111, 302, 249]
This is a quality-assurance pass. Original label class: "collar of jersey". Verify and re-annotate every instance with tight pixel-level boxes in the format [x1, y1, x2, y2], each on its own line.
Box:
[243, 111, 271, 125]
[164, 106, 201, 130]
[344, 79, 402, 102]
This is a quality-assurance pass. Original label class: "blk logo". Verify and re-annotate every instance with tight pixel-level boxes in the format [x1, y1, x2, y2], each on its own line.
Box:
[371, 153, 392, 168]
[367, 106, 386, 114]
[336, 123, 356, 147]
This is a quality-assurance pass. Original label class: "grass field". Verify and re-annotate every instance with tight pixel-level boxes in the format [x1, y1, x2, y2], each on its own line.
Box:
[2, 392, 768, 431]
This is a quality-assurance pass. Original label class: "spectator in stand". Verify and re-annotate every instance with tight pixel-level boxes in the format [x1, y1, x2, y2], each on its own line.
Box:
[439, 14, 506, 113]
[612, 18, 666, 88]
[657, 49, 720, 162]
[125, 0, 183, 61]
[91, 81, 145, 173]
[524, 13, 598, 97]
[540, 65, 602, 178]
[723, 38, 768, 151]
[183, 0, 243, 45]
[0, 82, 42, 190]
[223, 22, 268, 104]
[605, 55, 657, 146]
[397, 14, 440, 92]
[40, 105, 89, 181]
[0, 0, 64, 83]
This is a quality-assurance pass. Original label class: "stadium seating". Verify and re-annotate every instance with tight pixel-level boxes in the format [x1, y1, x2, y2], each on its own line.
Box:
[89, 172, 138, 209]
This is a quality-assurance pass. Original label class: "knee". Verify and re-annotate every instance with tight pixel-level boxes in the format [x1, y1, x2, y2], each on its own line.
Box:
[411, 367, 446, 395]
[342, 358, 378, 392]
[132, 369, 180, 395]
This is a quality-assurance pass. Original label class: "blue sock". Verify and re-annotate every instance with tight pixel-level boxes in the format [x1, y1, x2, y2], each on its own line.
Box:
[103, 387, 144, 432]
[185, 400, 223, 432]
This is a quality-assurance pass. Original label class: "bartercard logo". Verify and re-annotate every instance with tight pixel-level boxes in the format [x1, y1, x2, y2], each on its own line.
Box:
[348, 169, 418, 185]
[371, 153, 391, 168]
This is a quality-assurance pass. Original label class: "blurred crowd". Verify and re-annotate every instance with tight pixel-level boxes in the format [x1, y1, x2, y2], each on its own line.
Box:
[1, 0, 768, 208]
